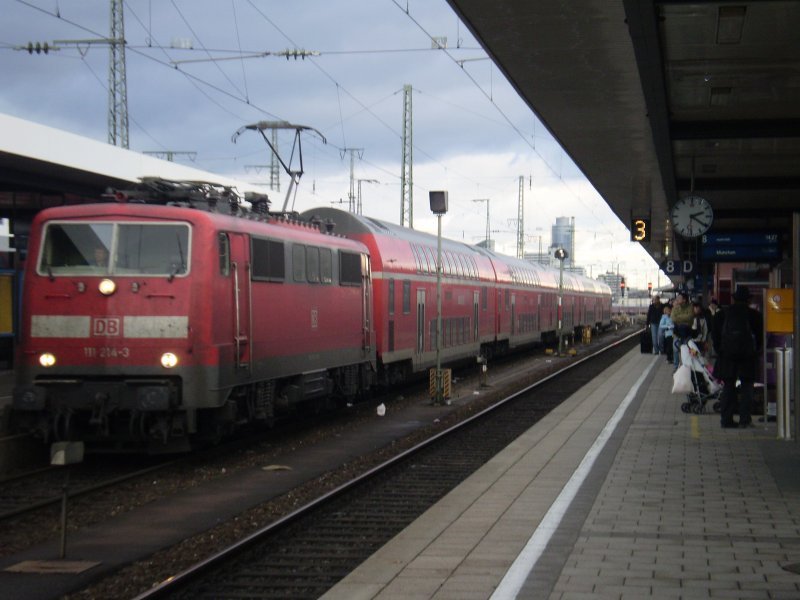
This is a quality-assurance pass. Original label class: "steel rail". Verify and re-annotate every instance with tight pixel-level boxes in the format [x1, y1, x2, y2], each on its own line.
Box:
[132, 330, 639, 600]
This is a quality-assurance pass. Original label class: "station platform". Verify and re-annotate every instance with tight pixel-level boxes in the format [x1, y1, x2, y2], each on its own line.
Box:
[321, 349, 800, 600]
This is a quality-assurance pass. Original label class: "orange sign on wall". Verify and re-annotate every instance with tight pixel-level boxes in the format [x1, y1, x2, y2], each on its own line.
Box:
[765, 288, 794, 333]
[0, 275, 12, 335]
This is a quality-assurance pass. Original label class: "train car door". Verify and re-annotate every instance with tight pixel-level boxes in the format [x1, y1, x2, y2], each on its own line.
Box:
[228, 233, 252, 370]
[511, 293, 517, 336]
[361, 253, 372, 356]
[416, 289, 426, 355]
[473, 291, 480, 342]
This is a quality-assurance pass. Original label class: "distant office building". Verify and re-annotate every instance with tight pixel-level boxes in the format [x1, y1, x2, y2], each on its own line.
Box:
[598, 271, 625, 301]
[547, 216, 575, 269]
[524, 251, 550, 267]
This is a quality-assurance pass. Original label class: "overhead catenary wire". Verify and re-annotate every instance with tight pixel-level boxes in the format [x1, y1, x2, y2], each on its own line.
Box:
[389, 0, 623, 241]
[10, 0, 628, 249]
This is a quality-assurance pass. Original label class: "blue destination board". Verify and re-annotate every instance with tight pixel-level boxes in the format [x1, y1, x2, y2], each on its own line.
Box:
[701, 245, 781, 261]
[701, 231, 780, 262]
[702, 232, 779, 246]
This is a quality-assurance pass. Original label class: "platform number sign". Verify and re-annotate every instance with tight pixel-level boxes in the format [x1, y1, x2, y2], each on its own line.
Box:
[660, 260, 694, 276]
[630, 218, 649, 242]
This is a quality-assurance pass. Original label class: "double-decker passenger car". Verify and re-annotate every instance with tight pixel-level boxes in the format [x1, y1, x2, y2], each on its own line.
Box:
[301, 208, 612, 384]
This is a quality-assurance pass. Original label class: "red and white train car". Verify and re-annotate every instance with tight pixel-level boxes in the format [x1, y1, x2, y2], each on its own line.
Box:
[13, 199, 374, 451]
[301, 208, 612, 381]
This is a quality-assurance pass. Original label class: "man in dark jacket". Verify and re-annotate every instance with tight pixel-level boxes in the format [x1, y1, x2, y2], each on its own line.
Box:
[712, 286, 763, 429]
[646, 295, 662, 354]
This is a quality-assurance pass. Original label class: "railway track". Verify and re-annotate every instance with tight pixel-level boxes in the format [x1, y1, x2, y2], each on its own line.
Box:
[131, 333, 638, 600]
[0, 458, 176, 522]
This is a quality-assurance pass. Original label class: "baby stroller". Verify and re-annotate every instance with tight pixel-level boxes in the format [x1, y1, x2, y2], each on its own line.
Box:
[679, 340, 723, 414]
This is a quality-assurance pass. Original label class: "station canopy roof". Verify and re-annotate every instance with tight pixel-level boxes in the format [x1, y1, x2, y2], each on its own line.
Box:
[445, 0, 799, 270]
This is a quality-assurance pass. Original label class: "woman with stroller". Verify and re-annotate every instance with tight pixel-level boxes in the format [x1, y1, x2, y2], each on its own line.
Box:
[670, 292, 693, 369]
[690, 300, 709, 356]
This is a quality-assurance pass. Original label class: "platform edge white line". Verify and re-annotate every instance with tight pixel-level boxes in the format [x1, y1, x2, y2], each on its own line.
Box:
[489, 355, 659, 600]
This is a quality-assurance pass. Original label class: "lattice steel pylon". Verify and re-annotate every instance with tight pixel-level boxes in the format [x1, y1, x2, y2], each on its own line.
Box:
[400, 84, 413, 228]
[108, 0, 129, 148]
[517, 175, 525, 259]
[341, 148, 363, 213]
[269, 128, 280, 191]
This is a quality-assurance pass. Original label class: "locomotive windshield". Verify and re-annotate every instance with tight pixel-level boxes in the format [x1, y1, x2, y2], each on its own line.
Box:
[38, 221, 191, 277]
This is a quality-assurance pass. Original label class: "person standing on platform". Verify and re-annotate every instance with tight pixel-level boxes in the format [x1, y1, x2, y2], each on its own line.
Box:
[646, 295, 662, 354]
[712, 286, 763, 429]
[670, 292, 693, 368]
[690, 300, 709, 355]
[658, 304, 674, 363]
[707, 298, 721, 358]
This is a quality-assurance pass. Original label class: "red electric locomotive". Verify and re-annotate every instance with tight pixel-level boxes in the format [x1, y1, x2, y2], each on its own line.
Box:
[12, 183, 375, 452]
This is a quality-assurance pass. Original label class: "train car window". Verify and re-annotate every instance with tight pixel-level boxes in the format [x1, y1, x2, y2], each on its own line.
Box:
[292, 245, 306, 282]
[388, 279, 395, 315]
[402, 280, 411, 314]
[340, 252, 362, 286]
[218, 233, 230, 276]
[505, 288, 510, 310]
[116, 224, 190, 276]
[39, 221, 189, 278]
[455, 254, 467, 278]
[482, 287, 488, 310]
[38, 222, 114, 274]
[423, 246, 436, 274]
[306, 246, 320, 283]
[251, 238, 285, 281]
[443, 251, 453, 276]
[410, 244, 423, 273]
[319, 248, 332, 284]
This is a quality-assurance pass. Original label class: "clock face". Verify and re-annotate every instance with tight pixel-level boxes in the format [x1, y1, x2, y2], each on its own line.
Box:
[670, 195, 713, 238]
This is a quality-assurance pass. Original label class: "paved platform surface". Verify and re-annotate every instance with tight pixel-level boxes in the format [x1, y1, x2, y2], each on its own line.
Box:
[321, 350, 800, 600]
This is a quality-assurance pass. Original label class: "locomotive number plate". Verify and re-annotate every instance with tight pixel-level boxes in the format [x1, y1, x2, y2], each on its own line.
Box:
[83, 347, 130, 358]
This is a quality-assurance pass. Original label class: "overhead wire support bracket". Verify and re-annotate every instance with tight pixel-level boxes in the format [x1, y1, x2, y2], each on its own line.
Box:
[170, 48, 320, 66]
[232, 121, 326, 212]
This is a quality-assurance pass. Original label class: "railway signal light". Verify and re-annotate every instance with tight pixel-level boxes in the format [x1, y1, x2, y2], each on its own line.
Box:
[620, 278, 626, 297]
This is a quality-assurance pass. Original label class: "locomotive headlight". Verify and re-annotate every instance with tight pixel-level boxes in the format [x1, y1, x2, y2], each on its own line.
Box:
[98, 279, 117, 296]
[160, 352, 179, 369]
[39, 352, 56, 368]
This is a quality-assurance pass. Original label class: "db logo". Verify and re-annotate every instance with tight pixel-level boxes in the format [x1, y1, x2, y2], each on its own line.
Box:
[92, 317, 121, 337]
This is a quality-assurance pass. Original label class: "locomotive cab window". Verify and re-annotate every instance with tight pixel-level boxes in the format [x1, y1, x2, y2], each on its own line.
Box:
[38, 221, 190, 277]
[306, 246, 320, 283]
[292, 245, 306, 282]
[340, 252, 363, 286]
[218, 233, 230, 276]
[251, 238, 285, 281]
[320, 248, 332, 284]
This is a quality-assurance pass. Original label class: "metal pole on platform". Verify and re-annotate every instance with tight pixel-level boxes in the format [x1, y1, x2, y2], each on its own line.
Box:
[555, 248, 568, 355]
[793, 212, 799, 442]
[430, 191, 448, 405]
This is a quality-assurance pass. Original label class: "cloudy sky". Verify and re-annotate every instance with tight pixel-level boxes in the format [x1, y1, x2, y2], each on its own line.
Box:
[1, 0, 663, 290]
